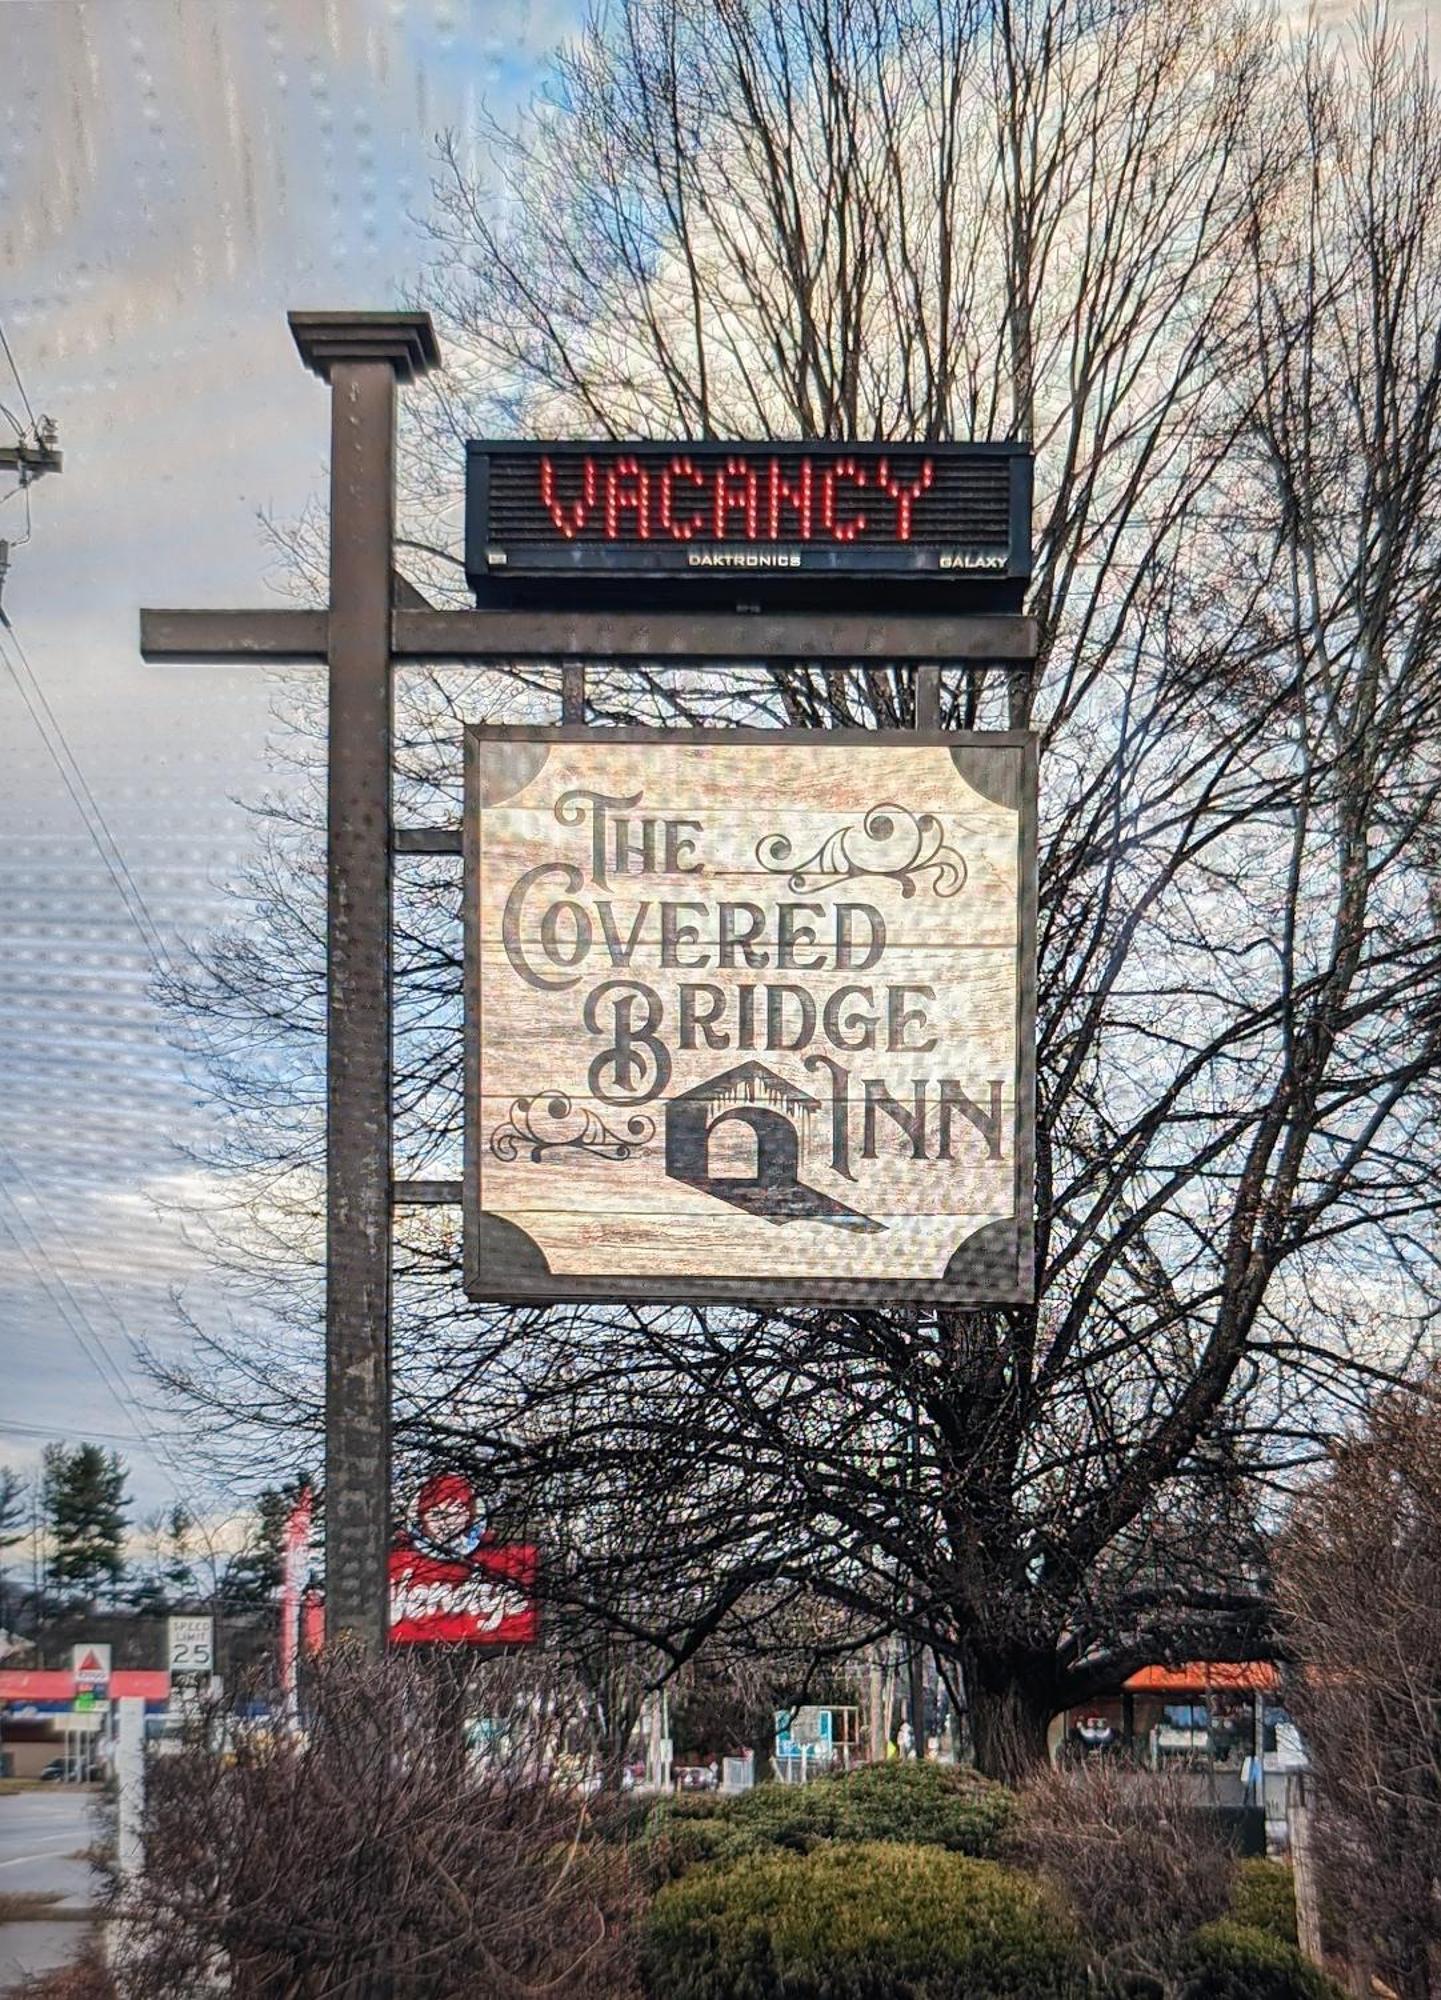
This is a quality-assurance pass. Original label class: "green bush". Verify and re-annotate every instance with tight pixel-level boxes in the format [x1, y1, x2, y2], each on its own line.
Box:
[1230, 1859, 1298, 1944]
[642, 1810, 750, 1885]
[661, 1792, 733, 1821]
[719, 1760, 1015, 1858]
[1178, 1921, 1341, 1999]
[643, 1840, 1085, 1999]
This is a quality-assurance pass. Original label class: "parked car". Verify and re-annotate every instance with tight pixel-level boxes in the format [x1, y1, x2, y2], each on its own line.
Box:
[38, 1756, 96, 1782]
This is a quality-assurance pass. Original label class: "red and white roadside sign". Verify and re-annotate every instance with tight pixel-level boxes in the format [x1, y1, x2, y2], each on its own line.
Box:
[72, 1644, 112, 1698]
[387, 1472, 538, 1647]
[388, 1541, 539, 1647]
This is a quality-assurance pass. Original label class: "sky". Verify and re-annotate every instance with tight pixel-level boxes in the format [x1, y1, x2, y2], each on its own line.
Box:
[1, 0, 1437, 1551]
[0, 0, 577, 1533]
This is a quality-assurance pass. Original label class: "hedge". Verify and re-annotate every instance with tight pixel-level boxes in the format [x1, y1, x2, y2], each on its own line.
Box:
[1178, 1921, 1342, 1999]
[642, 1840, 1086, 1999]
[1229, 1859, 1298, 1944]
[644, 1759, 1015, 1877]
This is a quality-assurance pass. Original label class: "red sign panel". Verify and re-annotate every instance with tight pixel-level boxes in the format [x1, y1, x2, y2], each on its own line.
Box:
[388, 1542, 539, 1647]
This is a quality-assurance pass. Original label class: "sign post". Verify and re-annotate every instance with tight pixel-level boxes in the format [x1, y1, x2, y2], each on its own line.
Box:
[140, 309, 1038, 1657]
[290, 314, 440, 1652]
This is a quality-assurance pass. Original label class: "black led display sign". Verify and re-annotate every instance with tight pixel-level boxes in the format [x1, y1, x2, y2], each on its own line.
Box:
[465, 441, 1032, 610]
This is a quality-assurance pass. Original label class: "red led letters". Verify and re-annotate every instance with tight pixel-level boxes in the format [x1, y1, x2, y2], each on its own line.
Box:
[536, 452, 936, 545]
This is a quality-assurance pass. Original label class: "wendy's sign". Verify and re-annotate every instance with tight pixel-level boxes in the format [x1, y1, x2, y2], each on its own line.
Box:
[465, 728, 1036, 1306]
[465, 442, 1031, 610]
[388, 1473, 538, 1647]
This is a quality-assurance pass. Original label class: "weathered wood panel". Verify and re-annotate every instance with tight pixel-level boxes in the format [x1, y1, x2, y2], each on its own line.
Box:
[465, 727, 1036, 1305]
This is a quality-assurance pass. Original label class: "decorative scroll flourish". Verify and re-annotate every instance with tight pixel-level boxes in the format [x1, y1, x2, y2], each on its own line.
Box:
[490, 1094, 655, 1164]
[755, 803, 967, 899]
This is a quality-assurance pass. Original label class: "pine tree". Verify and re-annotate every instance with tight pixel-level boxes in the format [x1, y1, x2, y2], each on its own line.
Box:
[42, 1444, 128, 1606]
[0, 1467, 26, 1551]
[127, 1502, 199, 1613]
[221, 1484, 302, 1606]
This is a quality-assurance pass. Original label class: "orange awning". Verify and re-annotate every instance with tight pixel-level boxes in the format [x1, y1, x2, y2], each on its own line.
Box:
[1123, 1662, 1278, 1696]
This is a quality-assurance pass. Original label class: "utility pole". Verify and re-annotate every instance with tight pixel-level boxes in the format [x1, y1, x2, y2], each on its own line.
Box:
[0, 422, 62, 483]
[0, 420, 61, 617]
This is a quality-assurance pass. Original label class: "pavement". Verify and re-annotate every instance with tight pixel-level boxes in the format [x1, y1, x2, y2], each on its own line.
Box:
[0, 1788, 100, 1992]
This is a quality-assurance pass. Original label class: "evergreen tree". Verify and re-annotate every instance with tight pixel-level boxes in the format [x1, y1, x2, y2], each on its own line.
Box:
[0, 1466, 26, 1552]
[127, 1502, 199, 1613]
[0, 1467, 27, 1633]
[221, 1484, 303, 1607]
[42, 1444, 128, 1606]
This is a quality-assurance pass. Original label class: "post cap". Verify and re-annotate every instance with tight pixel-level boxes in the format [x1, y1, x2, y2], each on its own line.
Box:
[288, 311, 441, 383]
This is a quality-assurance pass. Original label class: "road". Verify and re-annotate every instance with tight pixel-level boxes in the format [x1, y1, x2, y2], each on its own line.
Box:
[0, 1789, 99, 1992]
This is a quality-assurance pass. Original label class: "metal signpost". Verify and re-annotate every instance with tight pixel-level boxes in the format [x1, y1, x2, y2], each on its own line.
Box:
[141, 309, 1038, 1652]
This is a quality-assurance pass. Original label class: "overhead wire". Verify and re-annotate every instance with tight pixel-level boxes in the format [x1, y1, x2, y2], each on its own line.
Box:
[0, 1418, 143, 1449]
[0, 327, 222, 1544]
[0, 609, 172, 973]
[0, 1162, 213, 1519]
[0, 320, 39, 430]
[0, 578, 208, 1521]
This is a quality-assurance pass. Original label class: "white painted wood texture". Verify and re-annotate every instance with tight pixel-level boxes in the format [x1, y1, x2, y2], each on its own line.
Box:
[473, 739, 1022, 1283]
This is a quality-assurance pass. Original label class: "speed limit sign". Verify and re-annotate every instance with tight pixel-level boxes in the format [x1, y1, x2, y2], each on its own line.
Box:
[167, 1615, 214, 1675]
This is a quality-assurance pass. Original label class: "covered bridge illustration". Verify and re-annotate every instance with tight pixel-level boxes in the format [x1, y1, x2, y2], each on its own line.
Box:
[664, 1060, 881, 1230]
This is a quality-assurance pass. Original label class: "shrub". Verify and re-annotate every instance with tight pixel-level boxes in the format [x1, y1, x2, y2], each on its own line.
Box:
[1230, 1859, 1298, 1944]
[109, 1653, 642, 1998]
[1178, 1920, 1341, 1999]
[820, 1759, 1018, 1853]
[641, 1810, 750, 1885]
[720, 1759, 1015, 1857]
[642, 1840, 1086, 1999]
[7, 1951, 115, 1999]
[1019, 1763, 1233, 1991]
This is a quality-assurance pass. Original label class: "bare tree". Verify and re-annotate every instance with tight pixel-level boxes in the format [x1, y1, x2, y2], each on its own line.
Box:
[154, 0, 1441, 1780]
[1276, 1375, 1441, 2000]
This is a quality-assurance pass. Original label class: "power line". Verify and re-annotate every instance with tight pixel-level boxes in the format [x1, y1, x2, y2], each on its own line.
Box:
[0, 1144, 212, 1514]
[0, 609, 172, 974]
[0, 1419, 147, 1450]
[0, 321, 38, 431]
[0, 1181, 155, 1452]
